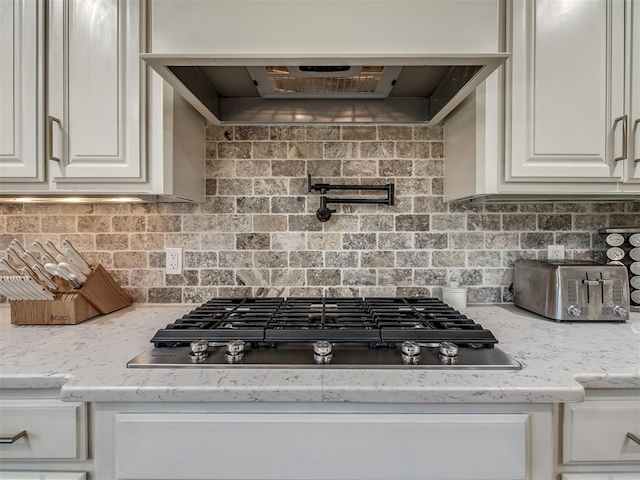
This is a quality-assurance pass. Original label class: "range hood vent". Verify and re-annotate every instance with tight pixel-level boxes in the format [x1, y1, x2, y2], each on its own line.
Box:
[248, 65, 401, 98]
[142, 55, 508, 124]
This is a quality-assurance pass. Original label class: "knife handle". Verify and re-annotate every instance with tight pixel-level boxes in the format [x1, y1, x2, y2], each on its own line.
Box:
[0, 258, 20, 276]
[41, 253, 56, 265]
[32, 240, 55, 259]
[44, 263, 81, 289]
[20, 268, 51, 296]
[0, 277, 27, 300]
[62, 239, 91, 272]
[62, 248, 91, 275]
[21, 276, 55, 300]
[6, 247, 28, 269]
[23, 251, 43, 268]
[57, 261, 87, 284]
[7, 248, 35, 277]
[31, 265, 58, 291]
[9, 239, 27, 256]
[45, 240, 64, 258]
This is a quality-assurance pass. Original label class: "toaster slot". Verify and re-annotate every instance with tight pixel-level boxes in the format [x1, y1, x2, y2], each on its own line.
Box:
[582, 274, 599, 303]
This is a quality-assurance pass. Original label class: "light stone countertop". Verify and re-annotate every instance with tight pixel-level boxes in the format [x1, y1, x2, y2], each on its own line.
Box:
[0, 304, 638, 403]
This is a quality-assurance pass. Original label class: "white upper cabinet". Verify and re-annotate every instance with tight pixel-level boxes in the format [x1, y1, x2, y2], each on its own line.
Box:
[444, 0, 639, 201]
[0, 0, 44, 182]
[47, 0, 143, 181]
[623, 0, 640, 184]
[0, 0, 205, 201]
[508, 0, 625, 182]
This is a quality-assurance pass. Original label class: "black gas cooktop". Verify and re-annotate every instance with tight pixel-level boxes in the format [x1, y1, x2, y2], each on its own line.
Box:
[127, 297, 521, 369]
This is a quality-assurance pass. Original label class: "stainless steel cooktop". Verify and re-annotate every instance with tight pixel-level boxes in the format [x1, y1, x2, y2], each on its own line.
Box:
[127, 297, 521, 370]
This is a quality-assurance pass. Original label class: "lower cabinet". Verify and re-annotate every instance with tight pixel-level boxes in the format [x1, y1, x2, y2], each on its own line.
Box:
[94, 403, 555, 480]
[561, 475, 640, 480]
[0, 474, 86, 480]
[559, 390, 640, 479]
[116, 412, 527, 480]
[0, 393, 90, 478]
[0, 399, 86, 461]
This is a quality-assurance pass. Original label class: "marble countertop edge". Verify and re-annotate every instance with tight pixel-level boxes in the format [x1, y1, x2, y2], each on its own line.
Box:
[0, 374, 70, 391]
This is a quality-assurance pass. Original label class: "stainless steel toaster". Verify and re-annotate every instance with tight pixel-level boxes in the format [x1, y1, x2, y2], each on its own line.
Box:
[513, 260, 629, 322]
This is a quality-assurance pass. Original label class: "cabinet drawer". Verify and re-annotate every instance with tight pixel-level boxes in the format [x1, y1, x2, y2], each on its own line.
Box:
[0, 474, 86, 480]
[0, 399, 87, 460]
[115, 413, 528, 480]
[563, 400, 640, 463]
[561, 474, 640, 479]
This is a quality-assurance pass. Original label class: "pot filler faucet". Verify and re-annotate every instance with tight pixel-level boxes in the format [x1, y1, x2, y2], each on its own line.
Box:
[307, 174, 395, 222]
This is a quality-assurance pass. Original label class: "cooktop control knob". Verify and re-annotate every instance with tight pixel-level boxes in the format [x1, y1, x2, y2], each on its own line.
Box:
[225, 340, 245, 364]
[401, 341, 421, 365]
[439, 341, 458, 357]
[567, 305, 581, 317]
[439, 341, 459, 365]
[226, 340, 245, 355]
[612, 305, 628, 317]
[189, 339, 209, 363]
[313, 341, 333, 364]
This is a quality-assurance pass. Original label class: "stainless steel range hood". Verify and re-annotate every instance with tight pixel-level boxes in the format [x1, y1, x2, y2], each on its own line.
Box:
[142, 54, 508, 124]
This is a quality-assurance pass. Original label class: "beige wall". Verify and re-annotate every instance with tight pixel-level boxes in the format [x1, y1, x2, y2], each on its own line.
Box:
[0, 125, 636, 304]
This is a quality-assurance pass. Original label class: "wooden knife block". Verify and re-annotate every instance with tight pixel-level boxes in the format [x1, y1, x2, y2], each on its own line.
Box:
[10, 264, 133, 325]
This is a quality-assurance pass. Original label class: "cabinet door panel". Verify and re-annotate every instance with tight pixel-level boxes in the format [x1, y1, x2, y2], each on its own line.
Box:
[561, 475, 640, 479]
[533, 0, 605, 156]
[563, 400, 640, 463]
[68, 0, 119, 157]
[48, 0, 143, 181]
[626, 0, 640, 182]
[508, 0, 625, 181]
[0, 0, 44, 182]
[0, 399, 87, 460]
[0, 474, 86, 480]
[115, 413, 528, 480]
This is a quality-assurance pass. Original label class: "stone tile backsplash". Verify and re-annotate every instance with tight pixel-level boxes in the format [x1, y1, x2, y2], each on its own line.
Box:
[0, 125, 637, 304]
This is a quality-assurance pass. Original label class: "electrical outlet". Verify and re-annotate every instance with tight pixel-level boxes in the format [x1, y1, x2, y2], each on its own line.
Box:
[547, 245, 565, 260]
[166, 247, 183, 274]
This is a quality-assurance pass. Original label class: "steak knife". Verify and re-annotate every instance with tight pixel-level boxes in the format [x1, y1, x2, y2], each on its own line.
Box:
[0, 277, 26, 300]
[19, 276, 55, 300]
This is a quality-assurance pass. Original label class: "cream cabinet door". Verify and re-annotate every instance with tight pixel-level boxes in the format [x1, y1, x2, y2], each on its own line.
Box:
[508, 0, 625, 181]
[0, 474, 86, 480]
[624, 0, 640, 183]
[47, 0, 144, 182]
[114, 413, 528, 480]
[0, 0, 45, 182]
[561, 475, 640, 479]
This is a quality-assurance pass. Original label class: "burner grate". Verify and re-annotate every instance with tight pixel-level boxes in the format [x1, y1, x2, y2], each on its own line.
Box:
[150, 297, 498, 348]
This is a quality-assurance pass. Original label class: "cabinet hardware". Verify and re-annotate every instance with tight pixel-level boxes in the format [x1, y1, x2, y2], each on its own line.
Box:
[627, 432, 640, 445]
[47, 116, 62, 163]
[634, 119, 640, 163]
[613, 115, 627, 162]
[307, 174, 395, 222]
[0, 430, 27, 444]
